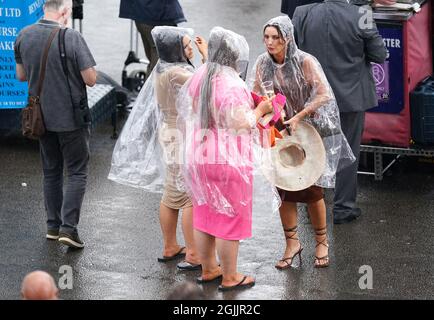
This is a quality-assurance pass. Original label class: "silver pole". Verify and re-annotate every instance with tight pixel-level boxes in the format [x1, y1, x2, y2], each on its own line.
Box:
[130, 20, 134, 51]
[135, 24, 139, 53]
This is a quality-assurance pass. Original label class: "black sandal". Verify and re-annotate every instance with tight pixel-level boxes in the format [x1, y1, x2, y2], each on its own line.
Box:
[275, 226, 303, 270]
[218, 276, 255, 291]
[177, 260, 202, 271]
[196, 274, 223, 284]
[157, 246, 186, 262]
[314, 227, 329, 268]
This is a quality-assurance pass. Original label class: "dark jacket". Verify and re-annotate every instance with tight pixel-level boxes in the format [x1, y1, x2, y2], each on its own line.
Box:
[119, 0, 186, 25]
[281, 0, 370, 17]
[292, 0, 387, 112]
[281, 0, 318, 17]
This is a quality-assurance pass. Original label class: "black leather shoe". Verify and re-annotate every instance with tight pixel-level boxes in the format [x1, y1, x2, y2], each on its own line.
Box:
[333, 208, 361, 224]
[58, 232, 84, 249]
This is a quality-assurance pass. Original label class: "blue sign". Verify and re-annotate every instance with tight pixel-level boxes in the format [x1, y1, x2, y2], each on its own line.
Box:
[368, 24, 404, 114]
[0, 0, 45, 109]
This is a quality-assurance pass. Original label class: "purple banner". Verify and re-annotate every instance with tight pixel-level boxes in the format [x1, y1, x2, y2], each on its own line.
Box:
[368, 23, 404, 114]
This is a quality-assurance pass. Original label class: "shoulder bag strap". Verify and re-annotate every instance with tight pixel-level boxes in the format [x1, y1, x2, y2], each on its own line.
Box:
[59, 28, 88, 106]
[37, 27, 60, 97]
[59, 28, 74, 103]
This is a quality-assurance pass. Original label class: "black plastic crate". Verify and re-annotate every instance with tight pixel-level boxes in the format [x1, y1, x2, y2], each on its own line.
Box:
[410, 76, 434, 145]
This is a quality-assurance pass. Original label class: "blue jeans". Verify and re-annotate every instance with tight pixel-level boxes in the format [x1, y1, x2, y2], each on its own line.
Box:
[39, 128, 90, 235]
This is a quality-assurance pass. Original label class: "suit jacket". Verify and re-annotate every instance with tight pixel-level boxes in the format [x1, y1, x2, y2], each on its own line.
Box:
[292, 0, 387, 112]
[281, 0, 318, 17]
[281, 0, 370, 18]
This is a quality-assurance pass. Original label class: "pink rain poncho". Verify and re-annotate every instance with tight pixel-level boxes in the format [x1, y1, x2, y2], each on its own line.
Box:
[177, 27, 280, 240]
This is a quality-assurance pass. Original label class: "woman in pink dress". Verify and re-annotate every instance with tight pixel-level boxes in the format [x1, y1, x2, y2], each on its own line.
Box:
[177, 27, 274, 291]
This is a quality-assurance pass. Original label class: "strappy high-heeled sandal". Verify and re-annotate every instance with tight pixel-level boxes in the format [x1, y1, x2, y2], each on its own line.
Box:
[275, 226, 303, 270]
[314, 227, 329, 268]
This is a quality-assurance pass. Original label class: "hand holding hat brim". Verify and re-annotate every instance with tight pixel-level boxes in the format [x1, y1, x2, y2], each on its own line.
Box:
[262, 122, 326, 191]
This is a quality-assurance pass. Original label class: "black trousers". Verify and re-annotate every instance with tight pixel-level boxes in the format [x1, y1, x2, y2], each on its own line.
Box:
[39, 128, 90, 235]
[333, 111, 365, 216]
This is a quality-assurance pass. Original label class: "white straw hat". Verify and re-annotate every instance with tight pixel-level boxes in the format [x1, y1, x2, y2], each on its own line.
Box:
[262, 122, 326, 191]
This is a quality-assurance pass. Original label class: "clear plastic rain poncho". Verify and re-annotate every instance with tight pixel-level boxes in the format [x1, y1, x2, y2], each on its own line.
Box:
[177, 26, 281, 217]
[250, 16, 355, 188]
[108, 26, 195, 193]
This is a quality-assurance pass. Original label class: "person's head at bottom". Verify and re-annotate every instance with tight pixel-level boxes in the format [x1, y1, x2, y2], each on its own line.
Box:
[21, 271, 59, 300]
[166, 281, 205, 300]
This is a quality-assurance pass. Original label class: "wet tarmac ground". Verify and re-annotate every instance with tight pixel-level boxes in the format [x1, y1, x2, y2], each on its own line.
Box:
[1, 0, 434, 300]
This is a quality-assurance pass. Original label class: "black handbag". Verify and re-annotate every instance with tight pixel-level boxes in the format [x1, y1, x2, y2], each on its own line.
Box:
[58, 28, 91, 128]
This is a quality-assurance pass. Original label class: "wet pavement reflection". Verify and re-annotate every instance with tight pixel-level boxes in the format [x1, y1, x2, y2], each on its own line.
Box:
[1, 0, 433, 300]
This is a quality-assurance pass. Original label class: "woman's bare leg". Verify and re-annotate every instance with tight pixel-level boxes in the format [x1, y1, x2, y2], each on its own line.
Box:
[194, 229, 221, 280]
[159, 202, 184, 257]
[307, 199, 329, 267]
[275, 201, 302, 268]
[181, 206, 200, 264]
[216, 238, 254, 287]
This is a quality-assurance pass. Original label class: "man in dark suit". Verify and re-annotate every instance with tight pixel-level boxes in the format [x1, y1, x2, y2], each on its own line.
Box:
[292, 0, 388, 224]
[281, 0, 397, 17]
